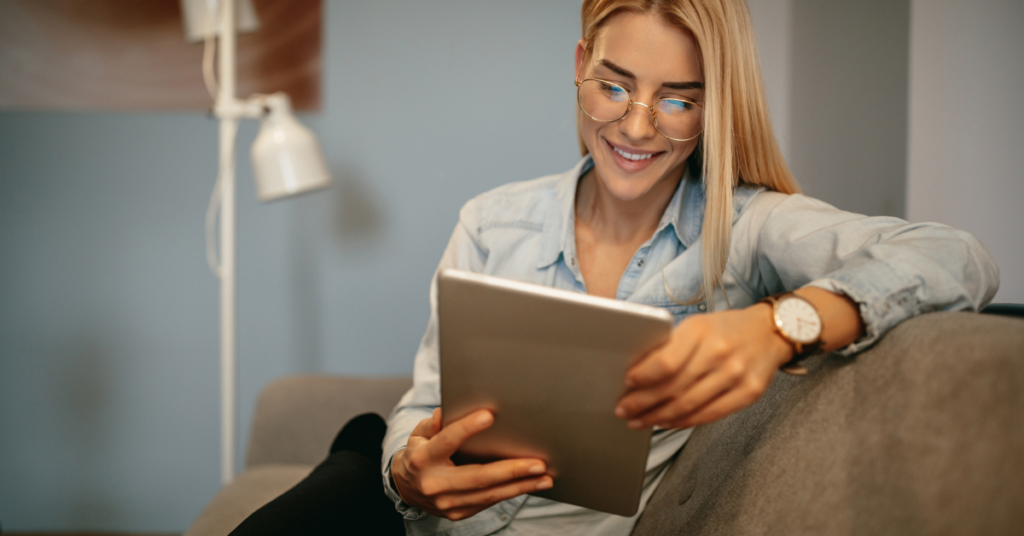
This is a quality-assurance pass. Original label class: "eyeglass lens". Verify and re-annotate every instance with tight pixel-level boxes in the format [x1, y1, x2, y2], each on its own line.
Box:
[577, 79, 702, 141]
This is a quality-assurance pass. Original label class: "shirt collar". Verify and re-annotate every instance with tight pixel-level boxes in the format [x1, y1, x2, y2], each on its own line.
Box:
[536, 156, 698, 269]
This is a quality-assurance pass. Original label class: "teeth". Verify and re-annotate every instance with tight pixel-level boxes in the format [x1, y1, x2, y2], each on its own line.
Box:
[613, 147, 653, 161]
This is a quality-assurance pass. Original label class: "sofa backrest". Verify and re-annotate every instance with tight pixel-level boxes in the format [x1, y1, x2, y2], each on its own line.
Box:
[245, 375, 412, 468]
[632, 312, 1024, 535]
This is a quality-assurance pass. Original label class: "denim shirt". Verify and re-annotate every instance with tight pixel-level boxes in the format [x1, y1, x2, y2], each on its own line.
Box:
[382, 156, 999, 536]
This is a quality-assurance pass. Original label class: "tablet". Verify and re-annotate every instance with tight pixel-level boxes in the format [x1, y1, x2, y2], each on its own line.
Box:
[437, 268, 673, 516]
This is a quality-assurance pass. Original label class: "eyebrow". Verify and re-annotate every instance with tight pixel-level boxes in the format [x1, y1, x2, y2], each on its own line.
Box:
[598, 59, 704, 91]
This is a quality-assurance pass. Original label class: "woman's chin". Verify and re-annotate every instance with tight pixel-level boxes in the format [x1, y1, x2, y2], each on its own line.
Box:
[598, 175, 659, 202]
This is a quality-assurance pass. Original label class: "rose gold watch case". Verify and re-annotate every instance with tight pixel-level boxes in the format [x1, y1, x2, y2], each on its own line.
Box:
[765, 293, 824, 376]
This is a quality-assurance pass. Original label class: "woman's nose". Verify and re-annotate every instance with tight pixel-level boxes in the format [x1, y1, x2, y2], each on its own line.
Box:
[619, 101, 658, 141]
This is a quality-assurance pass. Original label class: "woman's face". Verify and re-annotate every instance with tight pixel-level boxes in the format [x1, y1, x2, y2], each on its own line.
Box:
[576, 12, 704, 202]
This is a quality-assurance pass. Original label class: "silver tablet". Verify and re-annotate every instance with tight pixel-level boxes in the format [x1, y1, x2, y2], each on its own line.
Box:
[437, 269, 673, 516]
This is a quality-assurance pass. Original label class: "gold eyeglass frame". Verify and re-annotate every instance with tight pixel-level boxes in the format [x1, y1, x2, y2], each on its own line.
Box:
[574, 59, 704, 142]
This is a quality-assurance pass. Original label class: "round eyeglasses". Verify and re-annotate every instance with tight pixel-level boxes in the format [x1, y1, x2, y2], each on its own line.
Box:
[575, 76, 704, 142]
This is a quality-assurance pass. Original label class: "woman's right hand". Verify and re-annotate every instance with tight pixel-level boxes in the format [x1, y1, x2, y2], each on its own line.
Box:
[391, 408, 553, 521]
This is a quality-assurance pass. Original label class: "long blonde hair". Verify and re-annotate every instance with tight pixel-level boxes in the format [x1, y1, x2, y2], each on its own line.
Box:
[578, 0, 799, 306]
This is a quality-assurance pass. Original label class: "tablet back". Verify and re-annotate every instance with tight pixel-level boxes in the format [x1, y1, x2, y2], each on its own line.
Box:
[438, 269, 673, 516]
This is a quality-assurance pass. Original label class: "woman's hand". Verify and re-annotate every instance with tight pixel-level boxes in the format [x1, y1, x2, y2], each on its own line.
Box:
[615, 303, 792, 430]
[392, 408, 553, 521]
[616, 287, 865, 429]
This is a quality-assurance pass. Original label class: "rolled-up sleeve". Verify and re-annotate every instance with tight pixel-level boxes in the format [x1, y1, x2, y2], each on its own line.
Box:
[381, 207, 489, 519]
[754, 194, 999, 355]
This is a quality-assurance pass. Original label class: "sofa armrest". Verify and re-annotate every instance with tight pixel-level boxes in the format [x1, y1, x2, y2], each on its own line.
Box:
[244, 375, 412, 468]
[633, 312, 1024, 535]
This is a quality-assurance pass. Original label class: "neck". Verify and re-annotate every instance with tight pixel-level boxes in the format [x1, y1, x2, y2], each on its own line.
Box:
[575, 167, 684, 244]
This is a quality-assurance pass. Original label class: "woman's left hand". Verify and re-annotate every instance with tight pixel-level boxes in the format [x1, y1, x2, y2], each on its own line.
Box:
[615, 303, 793, 430]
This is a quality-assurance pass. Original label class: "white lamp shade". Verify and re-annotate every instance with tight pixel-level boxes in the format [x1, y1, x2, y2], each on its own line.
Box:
[180, 0, 260, 42]
[250, 95, 331, 202]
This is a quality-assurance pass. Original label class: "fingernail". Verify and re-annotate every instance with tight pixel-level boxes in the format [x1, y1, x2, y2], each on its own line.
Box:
[529, 464, 545, 475]
[536, 478, 553, 490]
[625, 377, 636, 388]
[476, 412, 492, 426]
[614, 406, 626, 418]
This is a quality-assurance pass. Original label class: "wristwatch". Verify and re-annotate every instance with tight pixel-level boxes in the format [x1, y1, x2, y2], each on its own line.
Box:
[759, 292, 824, 376]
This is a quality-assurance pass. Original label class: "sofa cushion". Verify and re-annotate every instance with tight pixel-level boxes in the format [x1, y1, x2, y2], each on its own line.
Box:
[183, 464, 313, 536]
[633, 312, 1024, 535]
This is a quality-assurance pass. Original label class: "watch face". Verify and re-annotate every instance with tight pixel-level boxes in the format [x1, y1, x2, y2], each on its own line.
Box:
[775, 296, 822, 344]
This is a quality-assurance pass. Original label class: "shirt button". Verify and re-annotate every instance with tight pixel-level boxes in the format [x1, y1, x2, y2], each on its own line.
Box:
[500, 513, 509, 521]
[637, 259, 644, 267]
[698, 303, 707, 312]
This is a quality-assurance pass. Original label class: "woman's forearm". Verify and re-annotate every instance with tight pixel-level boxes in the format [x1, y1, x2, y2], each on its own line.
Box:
[790, 286, 865, 354]
[748, 286, 867, 358]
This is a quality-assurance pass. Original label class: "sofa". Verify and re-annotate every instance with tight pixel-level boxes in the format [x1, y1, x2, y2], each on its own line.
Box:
[185, 311, 1024, 535]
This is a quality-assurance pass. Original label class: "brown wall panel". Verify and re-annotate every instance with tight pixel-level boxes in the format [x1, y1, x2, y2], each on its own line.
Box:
[0, 0, 321, 111]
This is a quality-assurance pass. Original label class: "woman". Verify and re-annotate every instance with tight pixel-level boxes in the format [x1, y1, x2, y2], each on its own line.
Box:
[232, 0, 997, 534]
[382, 0, 997, 534]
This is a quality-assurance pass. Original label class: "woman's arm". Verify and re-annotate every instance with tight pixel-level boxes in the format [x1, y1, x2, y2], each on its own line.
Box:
[616, 192, 998, 429]
[382, 204, 553, 522]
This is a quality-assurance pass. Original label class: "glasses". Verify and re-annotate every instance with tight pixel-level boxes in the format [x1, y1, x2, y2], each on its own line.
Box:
[575, 71, 704, 142]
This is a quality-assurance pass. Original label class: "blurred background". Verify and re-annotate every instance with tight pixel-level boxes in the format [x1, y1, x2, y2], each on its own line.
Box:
[0, 0, 1020, 532]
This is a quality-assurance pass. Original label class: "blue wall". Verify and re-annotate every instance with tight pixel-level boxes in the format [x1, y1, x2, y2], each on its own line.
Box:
[0, 1, 580, 530]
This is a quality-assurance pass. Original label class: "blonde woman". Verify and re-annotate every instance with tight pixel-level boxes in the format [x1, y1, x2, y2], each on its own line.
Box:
[382, 0, 997, 534]
[230, 0, 997, 534]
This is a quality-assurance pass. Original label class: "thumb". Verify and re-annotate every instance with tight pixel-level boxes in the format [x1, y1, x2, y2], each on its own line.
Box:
[432, 407, 442, 434]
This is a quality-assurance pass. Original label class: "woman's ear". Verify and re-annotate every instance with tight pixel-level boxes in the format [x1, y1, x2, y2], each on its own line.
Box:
[575, 39, 586, 82]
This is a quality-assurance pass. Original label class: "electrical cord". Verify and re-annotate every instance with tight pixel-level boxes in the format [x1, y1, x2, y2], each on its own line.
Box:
[202, 0, 220, 99]
[206, 170, 223, 278]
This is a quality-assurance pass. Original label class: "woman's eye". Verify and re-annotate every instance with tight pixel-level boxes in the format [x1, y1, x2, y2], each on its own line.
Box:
[658, 99, 691, 114]
[600, 83, 628, 102]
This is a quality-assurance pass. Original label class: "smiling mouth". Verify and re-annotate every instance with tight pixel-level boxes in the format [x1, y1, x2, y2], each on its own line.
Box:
[606, 140, 663, 162]
[614, 147, 653, 161]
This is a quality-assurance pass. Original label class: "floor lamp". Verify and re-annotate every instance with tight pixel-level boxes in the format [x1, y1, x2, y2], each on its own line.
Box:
[186, 0, 331, 484]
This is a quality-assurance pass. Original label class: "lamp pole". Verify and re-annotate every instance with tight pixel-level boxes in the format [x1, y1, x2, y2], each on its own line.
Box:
[206, 0, 331, 484]
[217, 0, 238, 485]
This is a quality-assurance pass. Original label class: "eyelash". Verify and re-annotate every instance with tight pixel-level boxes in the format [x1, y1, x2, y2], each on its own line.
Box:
[604, 81, 695, 102]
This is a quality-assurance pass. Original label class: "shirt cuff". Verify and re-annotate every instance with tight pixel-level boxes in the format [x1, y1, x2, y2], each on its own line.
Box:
[806, 260, 922, 357]
[382, 447, 429, 521]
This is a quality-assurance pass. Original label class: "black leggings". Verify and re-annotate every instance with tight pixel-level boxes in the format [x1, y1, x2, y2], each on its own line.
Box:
[229, 413, 406, 535]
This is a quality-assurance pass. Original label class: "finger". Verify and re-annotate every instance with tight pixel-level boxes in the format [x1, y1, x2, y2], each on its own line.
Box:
[421, 458, 547, 496]
[661, 376, 767, 429]
[433, 475, 553, 512]
[625, 335, 698, 389]
[411, 415, 438, 439]
[432, 407, 442, 435]
[441, 506, 489, 522]
[425, 409, 494, 460]
[627, 368, 739, 429]
[618, 341, 724, 419]
[616, 377, 678, 419]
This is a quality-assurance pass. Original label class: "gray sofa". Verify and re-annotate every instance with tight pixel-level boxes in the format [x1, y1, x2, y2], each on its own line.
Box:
[185, 312, 1024, 535]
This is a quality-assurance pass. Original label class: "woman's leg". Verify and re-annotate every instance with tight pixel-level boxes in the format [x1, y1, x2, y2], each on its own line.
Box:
[230, 413, 405, 535]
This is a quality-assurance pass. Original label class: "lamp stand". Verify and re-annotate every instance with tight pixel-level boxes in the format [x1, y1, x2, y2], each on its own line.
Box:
[208, 0, 331, 484]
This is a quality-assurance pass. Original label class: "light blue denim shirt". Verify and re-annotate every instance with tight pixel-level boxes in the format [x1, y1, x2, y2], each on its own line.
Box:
[382, 156, 999, 536]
